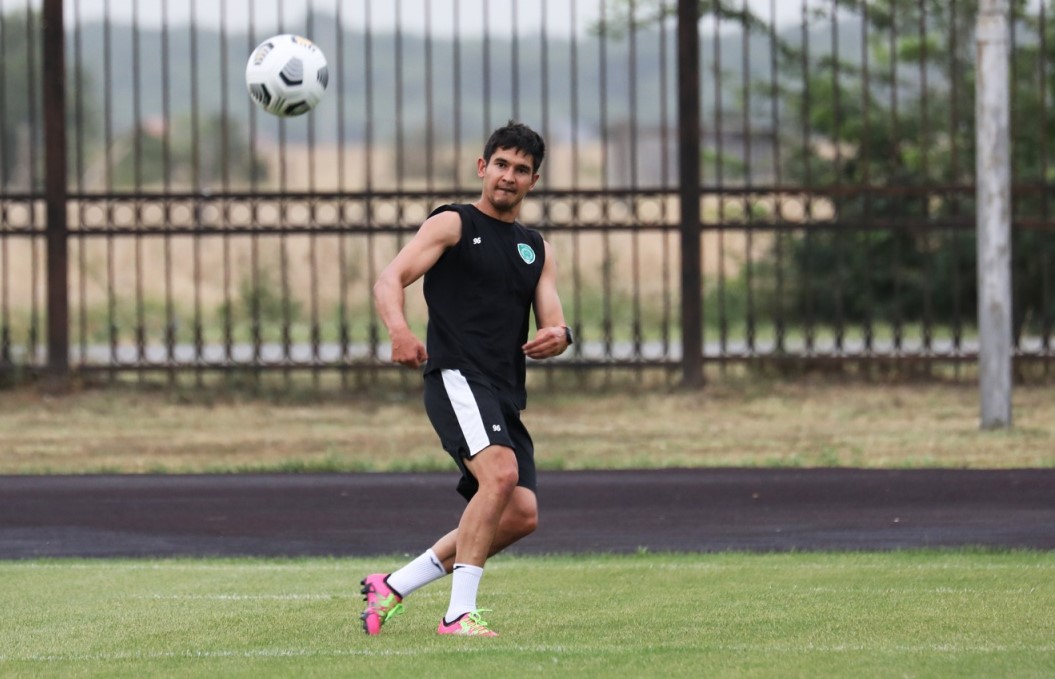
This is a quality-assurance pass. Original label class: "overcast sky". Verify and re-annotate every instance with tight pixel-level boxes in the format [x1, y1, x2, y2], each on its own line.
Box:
[12, 0, 810, 36]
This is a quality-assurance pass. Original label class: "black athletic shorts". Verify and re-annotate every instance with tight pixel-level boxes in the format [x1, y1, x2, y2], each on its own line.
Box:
[423, 368, 537, 502]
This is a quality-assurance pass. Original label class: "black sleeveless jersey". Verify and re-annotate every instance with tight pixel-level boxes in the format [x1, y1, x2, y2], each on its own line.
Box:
[423, 203, 546, 407]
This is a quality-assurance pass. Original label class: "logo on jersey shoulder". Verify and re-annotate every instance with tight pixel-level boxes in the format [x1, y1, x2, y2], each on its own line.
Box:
[517, 243, 536, 264]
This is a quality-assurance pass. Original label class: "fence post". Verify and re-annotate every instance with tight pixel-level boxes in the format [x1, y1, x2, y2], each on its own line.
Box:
[43, 0, 69, 382]
[976, 0, 1012, 428]
[678, 0, 702, 387]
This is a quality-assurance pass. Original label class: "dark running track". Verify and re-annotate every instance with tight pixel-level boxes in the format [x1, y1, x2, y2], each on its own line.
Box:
[0, 469, 1052, 559]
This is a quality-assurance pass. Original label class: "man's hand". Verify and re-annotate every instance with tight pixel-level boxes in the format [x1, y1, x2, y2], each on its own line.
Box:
[390, 328, 428, 368]
[522, 326, 569, 360]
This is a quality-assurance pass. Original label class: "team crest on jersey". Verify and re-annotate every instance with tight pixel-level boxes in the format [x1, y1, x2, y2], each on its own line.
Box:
[517, 243, 536, 264]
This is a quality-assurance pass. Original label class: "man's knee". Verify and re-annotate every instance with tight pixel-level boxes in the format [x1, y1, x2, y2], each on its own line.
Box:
[469, 446, 519, 495]
[505, 491, 539, 538]
[515, 507, 538, 537]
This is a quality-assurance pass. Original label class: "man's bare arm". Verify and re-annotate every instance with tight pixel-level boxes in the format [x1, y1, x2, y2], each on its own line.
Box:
[523, 240, 570, 360]
[373, 211, 461, 368]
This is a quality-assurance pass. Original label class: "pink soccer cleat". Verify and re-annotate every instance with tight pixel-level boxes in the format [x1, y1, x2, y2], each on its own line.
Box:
[360, 573, 404, 635]
[436, 610, 499, 637]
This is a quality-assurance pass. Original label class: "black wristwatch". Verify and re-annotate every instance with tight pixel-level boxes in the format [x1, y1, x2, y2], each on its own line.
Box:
[562, 325, 574, 346]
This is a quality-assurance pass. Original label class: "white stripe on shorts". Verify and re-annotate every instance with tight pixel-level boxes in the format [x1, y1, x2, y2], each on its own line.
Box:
[440, 369, 491, 456]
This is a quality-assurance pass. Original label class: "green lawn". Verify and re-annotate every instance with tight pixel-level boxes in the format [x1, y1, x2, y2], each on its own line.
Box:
[2, 551, 1052, 678]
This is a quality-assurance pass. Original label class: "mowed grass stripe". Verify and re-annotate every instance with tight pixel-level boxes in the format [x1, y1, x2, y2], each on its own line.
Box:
[5, 642, 1055, 663]
[1, 552, 1052, 677]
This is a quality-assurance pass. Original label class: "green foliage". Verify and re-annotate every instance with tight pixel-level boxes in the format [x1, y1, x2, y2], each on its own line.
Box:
[216, 271, 303, 342]
[601, 1, 1053, 340]
[0, 8, 102, 190]
[768, 1, 1048, 335]
[0, 10, 34, 187]
[112, 113, 268, 189]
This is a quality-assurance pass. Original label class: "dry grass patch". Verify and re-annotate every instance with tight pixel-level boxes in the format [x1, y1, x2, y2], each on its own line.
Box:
[0, 381, 1051, 473]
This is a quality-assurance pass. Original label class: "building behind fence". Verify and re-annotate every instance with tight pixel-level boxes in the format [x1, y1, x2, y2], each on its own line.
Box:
[1, 0, 1053, 382]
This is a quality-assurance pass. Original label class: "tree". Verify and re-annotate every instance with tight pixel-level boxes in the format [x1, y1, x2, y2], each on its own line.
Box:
[604, 0, 1052, 343]
[110, 113, 267, 190]
[1, 9, 42, 189]
[2, 7, 104, 192]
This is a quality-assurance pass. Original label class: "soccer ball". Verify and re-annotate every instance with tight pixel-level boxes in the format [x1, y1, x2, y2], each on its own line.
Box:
[245, 34, 328, 118]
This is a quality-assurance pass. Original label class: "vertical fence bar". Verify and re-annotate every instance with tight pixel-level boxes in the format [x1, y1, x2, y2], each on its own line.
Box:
[453, 0, 463, 188]
[248, 3, 262, 371]
[570, 0, 583, 363]
[1041, 1, 1053, 375]
[0, 9, 4, 188]
[0, 0, 7, 371]
[769, 0, 785, 356]
[72, 0, 86, 369]
[712, 2, 727, 365]
[129, 0, 140, 373]
[599, 0, 613, 364]
[482, 1, 491, 133]
[950, 0, 965, 375]
[99, 1, 114, 372]
[918, 0, 934, 360]
[336, 0, 349, 386]
[660, 0, 673, 363]
[831, 0, 846, 354]
[27, 0, 41, 368]
[678, 0, 702, 386]
[43, 0, 69, 380]
[1008, 0, 1020, 359]
[860, 0, 873, 356]
[540, 0, 555, 388]
[25, 0, 39, 194]
[162, 0, 174, 374]
[278, 0, 293, 380]
[425, 1, 434, 192]
[364, 0, 379, 376]
[540, 0, 550, 163]
[629, 0, 642, 361]
[889, 2, 903, 355]
[191, 0, 207, 384]
[220, 0, 234, 366]
[133, 0, 146, 377]
[512, 0, 520, 120]
[800, 0, 814, 355]
[306, 4, 321, 387]
[740, 0, 755, 356]
[0, 9, 8, 369]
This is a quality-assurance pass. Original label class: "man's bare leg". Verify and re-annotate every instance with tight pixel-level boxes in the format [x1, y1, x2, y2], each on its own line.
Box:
[439, 445, 526, 631]
[430, 486, 538, 571]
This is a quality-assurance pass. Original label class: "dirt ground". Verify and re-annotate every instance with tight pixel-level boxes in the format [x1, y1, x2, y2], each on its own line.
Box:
[1, 468, 1052, 558]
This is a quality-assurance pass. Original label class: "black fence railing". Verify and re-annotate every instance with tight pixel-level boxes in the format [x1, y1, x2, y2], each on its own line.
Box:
[2, 0, 1053, 383]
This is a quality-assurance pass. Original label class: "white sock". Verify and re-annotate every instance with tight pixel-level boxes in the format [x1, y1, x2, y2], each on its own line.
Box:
[444, 563, 484, 623]
[386, 549, 447, 598]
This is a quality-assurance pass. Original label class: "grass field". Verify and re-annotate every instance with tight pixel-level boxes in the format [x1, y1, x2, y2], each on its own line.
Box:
[1, 551, 1052, 678]
[0, 379, 1052, 473]
[2, 379, 1052, 677]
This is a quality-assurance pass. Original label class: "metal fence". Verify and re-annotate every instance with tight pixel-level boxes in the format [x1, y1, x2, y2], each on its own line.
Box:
[3, 0, 1054, 383]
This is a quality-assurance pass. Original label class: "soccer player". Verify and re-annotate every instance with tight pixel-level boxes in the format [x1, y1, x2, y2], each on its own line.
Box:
[361, 121, 572, 637]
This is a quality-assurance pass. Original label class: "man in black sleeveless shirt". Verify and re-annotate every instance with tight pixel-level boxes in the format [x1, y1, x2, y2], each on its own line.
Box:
[361, 121, 571, 637]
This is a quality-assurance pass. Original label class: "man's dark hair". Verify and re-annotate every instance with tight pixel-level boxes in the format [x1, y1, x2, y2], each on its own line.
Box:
[483, 120, 546, 173]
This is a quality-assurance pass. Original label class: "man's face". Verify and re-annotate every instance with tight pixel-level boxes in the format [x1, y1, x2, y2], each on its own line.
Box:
[477, 146, 539, 213]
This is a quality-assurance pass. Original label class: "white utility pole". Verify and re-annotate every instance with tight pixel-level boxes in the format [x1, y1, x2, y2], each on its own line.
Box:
[976, 0, 1013, 429]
